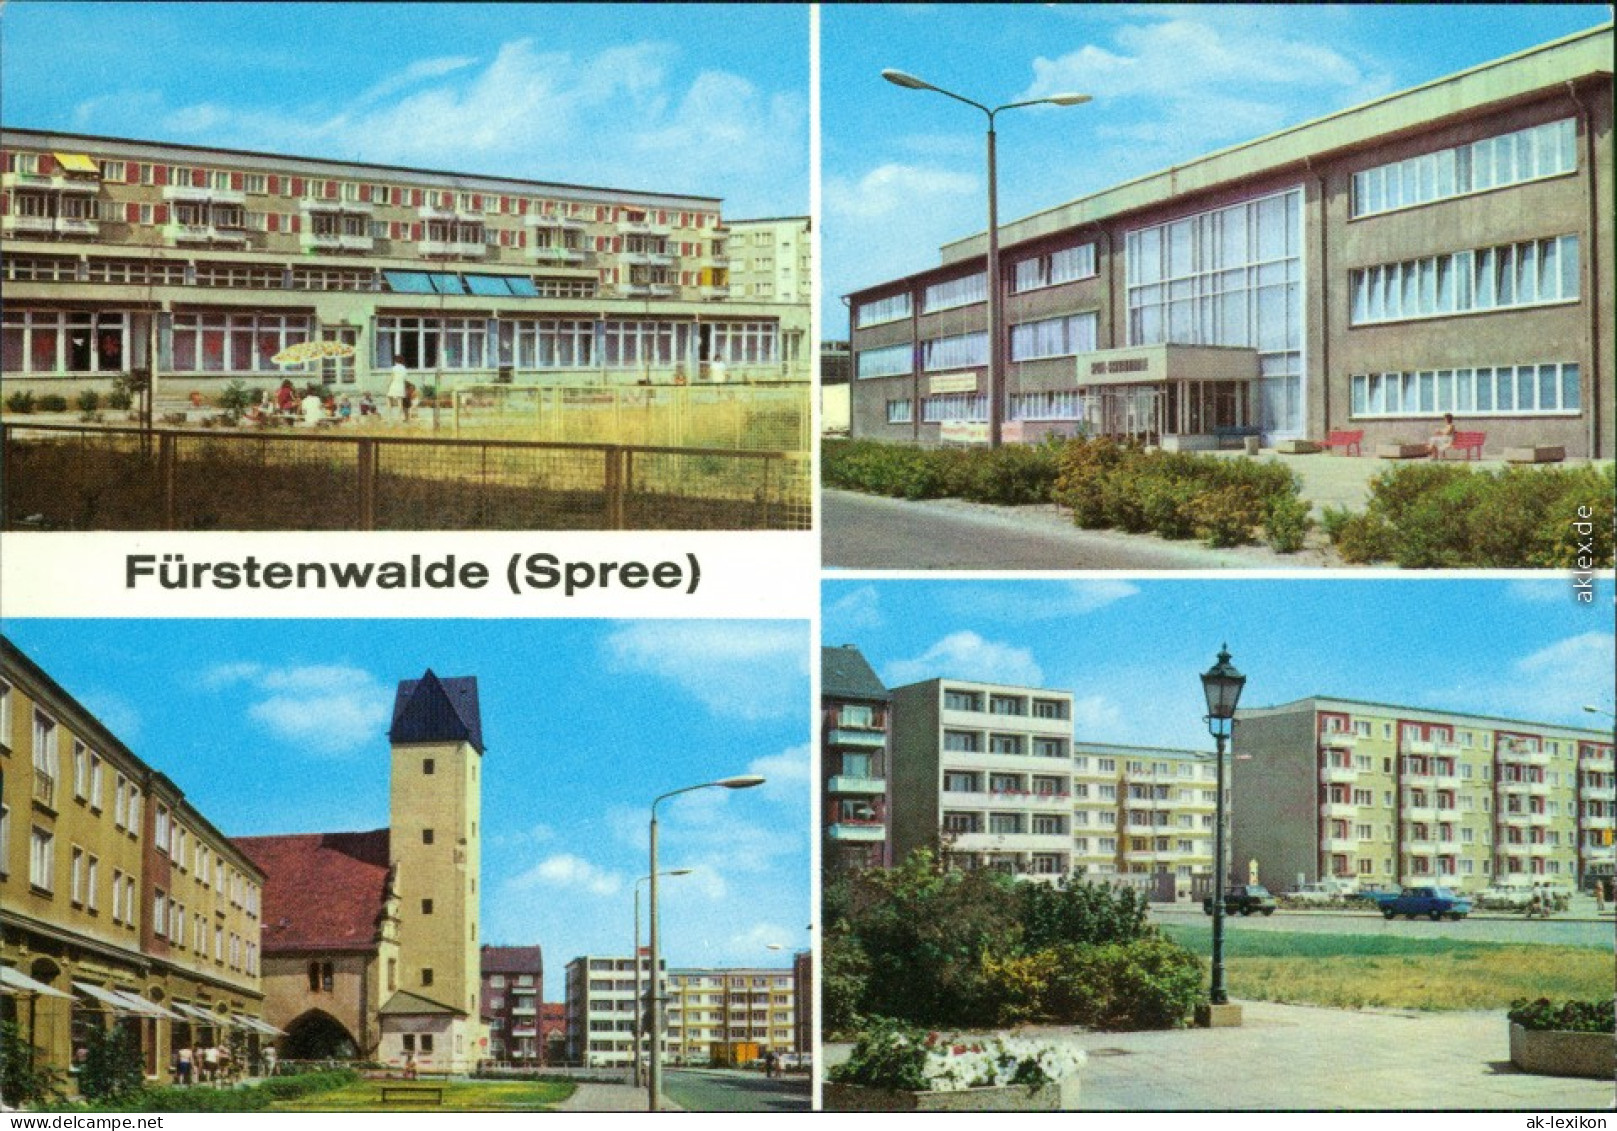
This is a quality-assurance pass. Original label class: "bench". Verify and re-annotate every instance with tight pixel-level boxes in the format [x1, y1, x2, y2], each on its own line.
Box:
[1212, 425, 1261, 450]
[1322, 429, 1363, 456]
[1439, 430, 1485, 460]
[380, 1085, 443, 1105]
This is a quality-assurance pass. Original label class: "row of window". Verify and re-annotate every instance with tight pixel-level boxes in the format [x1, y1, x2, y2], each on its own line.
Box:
[6, 150, 722, 228]
[1012, 243, 1097, 294]
[942, 730, 1069, 758]
[923, 272, 987, 313]
[1350, 235, 1579, 325]
[1350, 118, 1576, 219]
[1350, 362, 1581, 419]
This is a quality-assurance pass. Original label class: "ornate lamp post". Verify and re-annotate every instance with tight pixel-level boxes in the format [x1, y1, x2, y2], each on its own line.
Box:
[1199, 644, 1246, 1026]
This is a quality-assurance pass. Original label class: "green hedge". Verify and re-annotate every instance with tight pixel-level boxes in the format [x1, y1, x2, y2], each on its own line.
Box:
[822, 438, 1064, 505]
[1507, 998, 1615, 1034]
[1051, 437, 1310, 551]
[46, 1069, 358, 1113]
[1326, 462, 1616, 568]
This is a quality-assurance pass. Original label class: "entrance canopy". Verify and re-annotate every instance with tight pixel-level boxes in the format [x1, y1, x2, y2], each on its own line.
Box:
[1071, 344, 1258, 387]
[1067, 344, 1260, 445]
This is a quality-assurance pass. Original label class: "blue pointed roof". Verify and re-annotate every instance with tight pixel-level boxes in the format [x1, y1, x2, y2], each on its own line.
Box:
[389, 670, 484, 753]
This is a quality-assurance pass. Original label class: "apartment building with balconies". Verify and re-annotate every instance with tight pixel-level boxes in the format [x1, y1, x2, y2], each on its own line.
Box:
[480, 945, 542, 1067]
[563, 952, 664, 1068]
[726, 217, 812, 305]
[0, 636, 269, 1089]
[1233, 696, 1613, 892]
[665, 966, 796, 1066]
[1, 128, 812, 397]
[889, 678, 1076, 881]
[821, 645, 890, 869]
[1071, 743, 1217, 898]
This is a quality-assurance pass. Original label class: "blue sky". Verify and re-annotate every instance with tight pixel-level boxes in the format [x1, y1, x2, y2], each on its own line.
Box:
[0, 2, 808, 218]
[823, 3, 1613, 336]
[825, 578, 1616, 752]
[2, 619, 810, 999]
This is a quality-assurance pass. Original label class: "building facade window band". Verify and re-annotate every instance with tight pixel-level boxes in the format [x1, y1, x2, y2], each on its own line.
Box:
[1350, 118, 1577, 219]
[921, 272, 986, 314]
[1349, 235, 1579, 325]
[855, 342, 912, 379]
[1350, 362, 1581, 418]
[1008, 310, 1099, 361]
[922, 330, 988, 373]
[1011, 243, 1097, 293]
[884, 398, 913, 424]
[855, 292, 912, 327]
[921, 391, 988, 424]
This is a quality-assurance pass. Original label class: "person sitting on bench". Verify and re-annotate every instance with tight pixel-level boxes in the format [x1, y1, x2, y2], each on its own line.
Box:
[1426, 413, 1456, 459]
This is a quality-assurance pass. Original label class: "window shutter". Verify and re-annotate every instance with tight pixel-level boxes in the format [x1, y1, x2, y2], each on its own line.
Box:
[268, 175, 280, 195]
[472, 194, 482, 211]
[291, 177, 304, 197]
[127, 202, 140, 223]
[360, 184, 371, 203]
[155, 204, 169, 224]
[412, 222, 423, 241]
[154, 165, 168, 187]
[518, 198, 529, 215]
[327, 180, 338, 199]
[193, 169, 206, 187]
[39, 153, 57, 174]
[231, 171, 244, 191]
[267, 213, 279, 233]
[291, 215, 300, 233]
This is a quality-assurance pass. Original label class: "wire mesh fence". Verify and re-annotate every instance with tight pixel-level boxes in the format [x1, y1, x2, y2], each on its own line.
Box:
[2, 422, 811, 531]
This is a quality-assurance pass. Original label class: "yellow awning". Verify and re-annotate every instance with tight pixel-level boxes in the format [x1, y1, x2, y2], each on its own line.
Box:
[53, 152, 101, 175]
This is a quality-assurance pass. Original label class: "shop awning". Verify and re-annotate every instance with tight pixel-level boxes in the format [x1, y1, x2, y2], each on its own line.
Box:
[1, 965, 73, 999]
[171, 1002, 224, 1025]
[53, 152, 101, 176]
[106, 988, 185, 1021]
[73, 981, 143, 1013]
[233, 1013, 285, 1036]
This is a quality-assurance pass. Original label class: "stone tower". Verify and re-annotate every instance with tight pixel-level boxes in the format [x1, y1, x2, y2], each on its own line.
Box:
[386, 670, 487, 1068]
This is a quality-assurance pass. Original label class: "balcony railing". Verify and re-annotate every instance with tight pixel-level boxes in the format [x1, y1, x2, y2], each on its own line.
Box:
[301, 231, 375, 253]
[418, 238, 488, 258]
[619, 218, 672, 236]
[1319, 732, 1358, 749]
[33, 768, 57, 808]
[164, 222, 249, 246]
[827, 822, 884, 842]
[526, 213, 588, 231]
[827, 774, 884, 795]
[529, 245, 588, 264]
[3, 171, 101, 194]
[699, 285, 732, 300]
[2, 215, 58, 236]
[1320, 765, 1357, 784]
[826, 727, 884, 748]
[1320, 801, 1356, 820]
[163, 184, 246, 206]
[301, 197, 374, 215]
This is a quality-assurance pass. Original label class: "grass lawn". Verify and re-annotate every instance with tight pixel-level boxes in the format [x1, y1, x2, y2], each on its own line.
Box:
[1159, 924, 1610, 1011]
[268, 1078, 575, 1112]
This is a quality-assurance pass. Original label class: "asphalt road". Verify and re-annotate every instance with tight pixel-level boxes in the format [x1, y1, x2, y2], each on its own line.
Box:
[662, 1068, 811, 1112]
[1151, 902, 1613, 948]
[821, 489, 1329, 570]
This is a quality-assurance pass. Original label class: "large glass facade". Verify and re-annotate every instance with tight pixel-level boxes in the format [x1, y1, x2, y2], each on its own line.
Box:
[1125, 187, 1304, 435]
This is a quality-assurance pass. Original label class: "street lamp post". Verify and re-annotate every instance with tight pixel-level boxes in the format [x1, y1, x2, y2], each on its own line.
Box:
[1199, 644, 1246, 1026]
[881, 70, 1090, 448]
[633, 869, 691, 1088]
[648, 775, 766, 1111]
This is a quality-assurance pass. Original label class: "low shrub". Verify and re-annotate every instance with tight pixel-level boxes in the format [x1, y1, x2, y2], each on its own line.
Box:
[1507, 998, 1615, 1034]
[55, 1068, 357, 1113]
[1045, 936, 1204, 1031]
[37, 394, 69, 413]
[821, 438, 1063, 505]
[1264, 493, 1314, 553]
[1324, 462, 1616, 568]
[6, 390, 36, 413]
[828, 1018, 929, 1092]
[77, 389, 102, 412]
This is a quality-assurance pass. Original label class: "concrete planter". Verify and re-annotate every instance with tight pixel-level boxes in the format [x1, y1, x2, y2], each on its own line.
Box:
[825, 1076, 1079, 1111]
[1509, 1022, 1616, 1079]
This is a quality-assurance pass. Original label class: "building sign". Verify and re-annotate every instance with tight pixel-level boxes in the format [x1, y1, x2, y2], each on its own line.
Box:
[1090, 356, 1150, 376]
[939, 420, 990, 444]
[929, 372, 979, 395]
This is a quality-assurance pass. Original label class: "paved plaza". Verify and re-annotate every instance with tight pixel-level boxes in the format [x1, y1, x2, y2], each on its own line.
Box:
[825, 999, 1614, 1111]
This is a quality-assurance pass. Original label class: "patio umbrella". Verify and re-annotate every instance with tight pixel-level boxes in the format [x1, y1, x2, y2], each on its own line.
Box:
[271, 340, 358, 366]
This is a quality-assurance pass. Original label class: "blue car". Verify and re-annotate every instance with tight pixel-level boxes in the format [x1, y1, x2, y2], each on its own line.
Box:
[1383, 886, 1473, 921]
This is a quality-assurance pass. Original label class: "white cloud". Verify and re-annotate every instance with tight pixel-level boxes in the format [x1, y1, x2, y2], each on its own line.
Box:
[943, 580, 1139, 622]
[603, 621, 807, 720]
[507, 853, 623, 897]
[745, 742, 811, 808]
[1071, 694, 1124, 735]
[1436, 632, 1617, 723]
[354, 54, 479, 107]
[204, 661, 391, 755]
[1508, 579, 1570, 604]
[882, 631, 1044, 688]
[824, 162, 977, 222]
[825, 585, 883, 633]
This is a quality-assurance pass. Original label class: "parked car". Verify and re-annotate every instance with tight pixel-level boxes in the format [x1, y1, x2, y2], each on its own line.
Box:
[1204, 884, 1277, 916]
[1477, 884, 1535, 910]
[1383, 886, 1472, 921]
[1287, 879, 1357, 905]
[1350, 884, 1403, 909]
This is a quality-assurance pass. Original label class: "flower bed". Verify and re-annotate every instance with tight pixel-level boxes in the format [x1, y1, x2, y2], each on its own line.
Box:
[1507, 999, 1615, 1079]
[826, 1022, 1084, 1111]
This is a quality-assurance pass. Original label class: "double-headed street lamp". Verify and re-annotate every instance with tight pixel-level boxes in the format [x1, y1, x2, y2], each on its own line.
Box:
[647, 774, 766, 1111]
[881, 70, 1091, 449]
[633, 869, 692, 1088]
[1200, 644, 1246, 1022]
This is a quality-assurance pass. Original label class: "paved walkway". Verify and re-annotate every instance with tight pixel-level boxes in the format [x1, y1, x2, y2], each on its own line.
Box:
[825, 1001, 1614, 1111]
[553, 1080, 682, 1112]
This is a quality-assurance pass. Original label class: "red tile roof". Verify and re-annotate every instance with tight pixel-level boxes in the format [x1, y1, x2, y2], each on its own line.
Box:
[234, 830, 391, 954]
